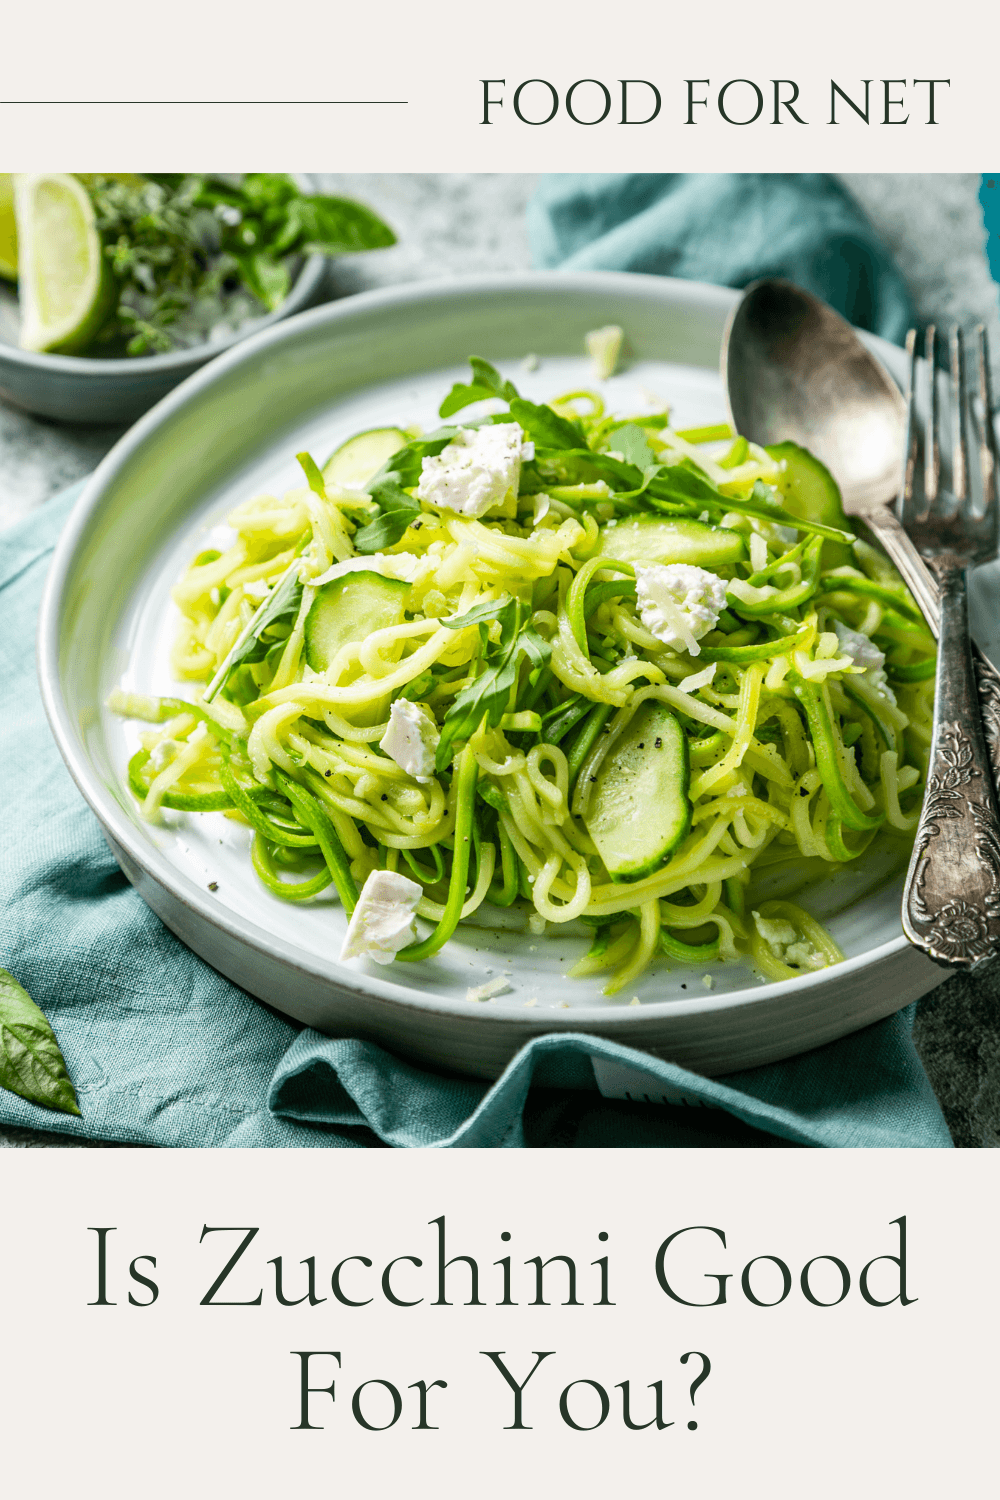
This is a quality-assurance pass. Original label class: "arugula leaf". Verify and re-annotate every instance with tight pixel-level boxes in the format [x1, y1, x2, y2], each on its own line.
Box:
[607, 422, 657, 470]
[436, 599, 552, 770]
[439, 356, 520, 419]
[508, 398, 584, 450]
[0, 969, 81, 1116]
[442, 594, 514, 632]
[533, 446, 645, 490]
[203, 562, 304, 702]
[646, 463, 723, 508]
[352, 471, 422, 553]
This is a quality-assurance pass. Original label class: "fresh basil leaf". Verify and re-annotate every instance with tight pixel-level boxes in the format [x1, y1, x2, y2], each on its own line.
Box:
[508, 398, 584, 451]
[287, 195, 396, 256]
[204, 563, 304, 701]
[0, 968, 81, 1117]
[239, 173, 299, 211]
[607, 422, 656, 470]
[233, 250, 291, 311]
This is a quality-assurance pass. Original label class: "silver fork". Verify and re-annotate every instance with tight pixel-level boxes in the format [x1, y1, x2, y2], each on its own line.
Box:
[901, 325, 1000, 969]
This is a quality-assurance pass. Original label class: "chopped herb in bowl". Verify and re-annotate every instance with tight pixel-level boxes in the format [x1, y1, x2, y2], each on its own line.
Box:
[4, 172, 396, 357]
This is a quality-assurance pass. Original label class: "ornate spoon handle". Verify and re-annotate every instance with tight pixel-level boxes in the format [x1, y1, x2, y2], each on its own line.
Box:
[862, 506, 1000, 786]
[902, 559, 1000, 969]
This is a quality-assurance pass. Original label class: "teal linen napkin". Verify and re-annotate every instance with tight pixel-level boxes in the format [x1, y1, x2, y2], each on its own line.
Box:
[528, 173, 913, 343]
[0, 486, 952, 1147]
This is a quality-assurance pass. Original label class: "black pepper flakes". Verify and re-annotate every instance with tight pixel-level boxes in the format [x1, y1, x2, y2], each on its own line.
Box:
[381, 794, 388, 801]
[208, 882, 219, 892]
[325, 769, 331, 777]
[589, 775, 597, 782]
[655, 737, 662, 749]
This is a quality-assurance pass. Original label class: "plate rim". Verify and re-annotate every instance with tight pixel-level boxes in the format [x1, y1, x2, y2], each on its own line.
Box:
[37, 267, 920, 1035]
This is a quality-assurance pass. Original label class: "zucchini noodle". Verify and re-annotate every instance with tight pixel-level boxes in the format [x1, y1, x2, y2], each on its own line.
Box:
[112, 359, 933, 997]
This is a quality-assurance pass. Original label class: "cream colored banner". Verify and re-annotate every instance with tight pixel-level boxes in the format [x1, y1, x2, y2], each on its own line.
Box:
[0, 1149, 992, 1496]
[0, 0, 990, 171]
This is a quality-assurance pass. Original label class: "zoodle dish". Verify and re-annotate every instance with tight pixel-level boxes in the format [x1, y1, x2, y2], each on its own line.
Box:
[110, 357, 936, 995]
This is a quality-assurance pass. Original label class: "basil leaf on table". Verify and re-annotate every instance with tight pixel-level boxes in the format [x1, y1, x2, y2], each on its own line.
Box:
[0, 969, 81, 1117]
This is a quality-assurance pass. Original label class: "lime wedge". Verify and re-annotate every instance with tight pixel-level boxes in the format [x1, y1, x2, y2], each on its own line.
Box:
[14, 173, 113, 353]
[0, 175, 16, 281]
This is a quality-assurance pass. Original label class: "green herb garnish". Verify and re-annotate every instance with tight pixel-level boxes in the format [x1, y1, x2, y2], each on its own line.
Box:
[86, 173, 395, 356]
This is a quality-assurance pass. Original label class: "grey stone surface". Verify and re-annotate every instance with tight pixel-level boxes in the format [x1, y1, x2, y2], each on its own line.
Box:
[3, 172, 999, 1148]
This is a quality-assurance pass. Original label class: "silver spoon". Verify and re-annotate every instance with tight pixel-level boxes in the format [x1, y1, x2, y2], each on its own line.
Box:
[721, 278, 1000, 789]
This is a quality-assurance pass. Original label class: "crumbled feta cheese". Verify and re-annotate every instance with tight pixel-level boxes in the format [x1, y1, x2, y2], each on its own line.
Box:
[532, 493, 551, 526]
[243, 578, 271, 601]
[753, 911, 798, 950]
[634, 563, 728, 656]
[525, 997, 539, 1007]
[340, 870, 422, 965]
[467, 976, 512, 1003]
[585, 324, 624, 380]
[752, 910, 829, 972]
[527, 911, 547, 936]
[701, 974, 715, 990]
[677, 663, 718, 694]
[379, 699, 439, 783]
[629, 997, 641, 1006]
[784, 941, 827, 970]
[749, 532, 769, 573]
[309, 552, 422, 588]
[522, 353, 540, 373]
[833, 622, 897, 705]
[149, 739, 181, 771]
[416, 424, 528, 517]
[833, 621, 884, 671]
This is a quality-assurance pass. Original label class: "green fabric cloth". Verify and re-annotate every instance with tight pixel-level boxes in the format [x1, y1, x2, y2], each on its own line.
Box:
[528, 173, 913, 344]
[0, 173, 951, 1146]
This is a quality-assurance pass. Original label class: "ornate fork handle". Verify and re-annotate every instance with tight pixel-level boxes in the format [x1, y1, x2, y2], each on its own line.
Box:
[863, 507, 1000, 786]
[902, 558, 1000, 969]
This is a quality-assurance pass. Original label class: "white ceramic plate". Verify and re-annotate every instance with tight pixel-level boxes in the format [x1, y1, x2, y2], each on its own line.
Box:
[39, 271, 948, 1079]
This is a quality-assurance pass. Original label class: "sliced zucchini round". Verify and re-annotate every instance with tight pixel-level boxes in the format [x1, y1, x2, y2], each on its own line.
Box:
[595, 515, 745, 570]
[305, 571, 411, 674]
[765, 441, 854, 567]
[322, 427, 409, 490]
[585, 702, 690, 882]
